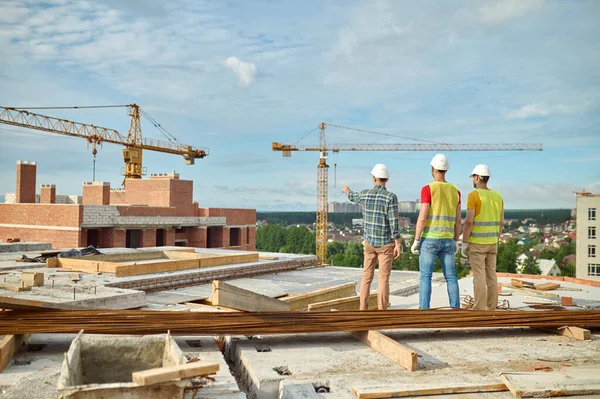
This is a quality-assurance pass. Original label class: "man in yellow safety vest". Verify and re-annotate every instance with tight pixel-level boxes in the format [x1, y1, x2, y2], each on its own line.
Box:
[461, 164, 504, 310]
[411, 154, 461, 309]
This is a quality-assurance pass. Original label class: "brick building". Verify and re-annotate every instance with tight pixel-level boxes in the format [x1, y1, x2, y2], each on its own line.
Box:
[0, 161, 256, 250]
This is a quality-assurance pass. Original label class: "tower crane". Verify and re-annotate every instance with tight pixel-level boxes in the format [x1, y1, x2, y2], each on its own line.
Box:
[0, 104, 208, 181]
[273, 122, 543, 265]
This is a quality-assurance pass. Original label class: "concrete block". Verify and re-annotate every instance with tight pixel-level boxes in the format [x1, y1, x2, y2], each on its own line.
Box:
[280, 380, 326, 399]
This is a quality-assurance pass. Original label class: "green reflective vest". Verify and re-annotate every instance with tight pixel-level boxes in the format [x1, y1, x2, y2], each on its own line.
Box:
[422, 182, 459, 239]
[468, 189, 503, 245]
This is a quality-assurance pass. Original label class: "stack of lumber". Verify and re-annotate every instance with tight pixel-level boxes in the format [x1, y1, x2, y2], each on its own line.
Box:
[1, 309, 598, 335]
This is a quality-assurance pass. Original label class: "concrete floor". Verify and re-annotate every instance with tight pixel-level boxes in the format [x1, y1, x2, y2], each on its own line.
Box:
[226, 328, 600, 399]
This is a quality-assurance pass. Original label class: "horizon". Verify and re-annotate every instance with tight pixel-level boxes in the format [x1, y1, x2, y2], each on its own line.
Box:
[1, 1, 598, 211]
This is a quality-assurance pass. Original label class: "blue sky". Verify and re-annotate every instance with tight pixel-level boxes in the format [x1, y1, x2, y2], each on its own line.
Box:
[0, 0, 598, 211]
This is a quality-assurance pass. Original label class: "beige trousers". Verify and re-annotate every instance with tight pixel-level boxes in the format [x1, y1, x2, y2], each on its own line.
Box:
[360, 242, 394, 310]
[468, 242, 498, 310]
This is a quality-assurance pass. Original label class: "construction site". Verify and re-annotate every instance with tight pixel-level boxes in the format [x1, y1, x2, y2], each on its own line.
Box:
[0, 102, 598, 399]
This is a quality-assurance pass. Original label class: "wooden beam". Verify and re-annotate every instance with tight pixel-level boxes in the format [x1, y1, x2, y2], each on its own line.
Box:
[500, 283, 560, 298]
[0, 334, 29, 372]
[199, 253, 259, 267]
[308, 293, 378, 312]
[115, 259, 200, 277]
[55, 258, 117, 274]
[212, 280, 290, 311]
[352, 383, 508, 398]
[0, 283, 31, 292]
[22, 272, 44, 287]
[132, 361, 219, 386]
[280, 282, 357, 310]
[511, 278, 534, 288]
[558, 326, 591, 341]
[501, 369, 600, 397]
[534, 282, 561, 291]
[352, 330, 417, 372]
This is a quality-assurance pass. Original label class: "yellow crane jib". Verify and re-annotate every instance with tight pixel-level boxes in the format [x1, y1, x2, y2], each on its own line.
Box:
[0, 105, 208, 182]
[273, 122, 543, 265]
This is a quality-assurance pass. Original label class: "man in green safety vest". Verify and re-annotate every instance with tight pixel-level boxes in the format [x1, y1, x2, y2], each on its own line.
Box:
[461, 164, 504, 310]
[411, 154, 461, 309]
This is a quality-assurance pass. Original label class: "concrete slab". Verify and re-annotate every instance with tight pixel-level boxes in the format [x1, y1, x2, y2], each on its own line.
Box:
[0, 242, 52, 253]
[226, 328, 600, 399]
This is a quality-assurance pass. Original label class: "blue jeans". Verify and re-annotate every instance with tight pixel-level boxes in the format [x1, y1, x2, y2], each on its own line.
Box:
[419, 238, 460, 309]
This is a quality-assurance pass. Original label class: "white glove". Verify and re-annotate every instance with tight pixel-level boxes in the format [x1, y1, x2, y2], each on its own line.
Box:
[454, 241, 460, 255]
[411, 240, 420, 255]
[461, 242, 469, 259]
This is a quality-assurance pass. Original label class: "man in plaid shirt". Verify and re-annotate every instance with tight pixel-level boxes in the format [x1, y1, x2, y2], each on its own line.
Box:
[343, 164, 401, 310]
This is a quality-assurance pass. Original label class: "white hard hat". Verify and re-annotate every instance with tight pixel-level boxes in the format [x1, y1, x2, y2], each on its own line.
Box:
[470, 164, 491, 177]
[430, 154, 449, 171]
[371, 164, 390, 179]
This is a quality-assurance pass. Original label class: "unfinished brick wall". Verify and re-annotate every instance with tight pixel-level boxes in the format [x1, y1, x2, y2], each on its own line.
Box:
[116, 206, 176, 217]
[0, 227, 81, 249]
[83, 182, 110, 205]
[165, 228, 176, 246]
[98, 228, 126, 248]
[110, 190, 127, 204]
[40, 184, 56, 204]
[201, 208, 256, 225]
[187, 227, 207, 247]
[142, 228, 157, 247]
[16, 161, 37, 204]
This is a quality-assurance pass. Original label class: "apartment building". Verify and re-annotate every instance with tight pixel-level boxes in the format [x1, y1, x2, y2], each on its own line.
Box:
[576, 190, 599, 281]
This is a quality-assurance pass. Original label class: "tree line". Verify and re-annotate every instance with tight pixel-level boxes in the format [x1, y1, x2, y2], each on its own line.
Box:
[256, 224, 576, 277]
[257, 209, 572, 228]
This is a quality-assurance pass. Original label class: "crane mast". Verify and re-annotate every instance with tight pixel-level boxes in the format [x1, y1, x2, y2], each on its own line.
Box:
[274, 122, 543, 265]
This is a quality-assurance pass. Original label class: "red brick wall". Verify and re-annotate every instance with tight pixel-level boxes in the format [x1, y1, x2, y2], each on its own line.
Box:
[110, 190, 127, 204]
[247, 227, 256, 250]
[16, 162, 36, 204]
[187, 227, 206, 247]
[0, 227, 80, 249]
[83, 184, 110, 205]
[116, 206, 176, 217]
[0, 204, 82, 227]
[142, 228, 157, 247]
[169, 179, 194, 216]
[40, 185, 56, 204]
[201, 208, 256, 225]
[222, 227, 230, 248]
[124, 179, 171, 207]
[165, 228, 175, 246]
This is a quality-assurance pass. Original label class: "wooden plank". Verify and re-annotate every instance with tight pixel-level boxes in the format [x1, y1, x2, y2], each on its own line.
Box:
[70, 273, 80, 282]
[132, 361, 219, 386]
[280, 282, 357, 311]
[352, 330, 417, 372]
[500, 368, 600, 398]
[352, 383, 508, 398]
[55, 258, 117, 274]
[199, 253, 259, 267]
[558, 326, 591, 341]
[500, 283, 560, 298]
[511, 278, 534, 288]
[21, 272, 44, 287]
[0, 283, 31, 292]
[84, 249, 194, 262]
[534, 282, 561, 291]
[114, 259, 200, 277]
[308, 293, 378, 312]
[185, 301, 241, 312]
[0, 334, 29, 372]
[212, 280, 290, 311]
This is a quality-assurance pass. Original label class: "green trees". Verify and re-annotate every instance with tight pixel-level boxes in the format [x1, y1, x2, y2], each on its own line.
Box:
[497, 240, 518, 273]
[256, 224, 315, 254]
[521, 257, 542, 275]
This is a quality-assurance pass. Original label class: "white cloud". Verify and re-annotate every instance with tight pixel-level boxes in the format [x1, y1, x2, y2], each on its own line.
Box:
[480, 0, 544, 25]
[224, 56, 258, 87]
[507, 101, 598, 119]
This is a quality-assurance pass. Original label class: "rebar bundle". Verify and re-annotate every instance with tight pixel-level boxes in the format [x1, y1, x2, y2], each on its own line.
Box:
[1, 309, 599, 335]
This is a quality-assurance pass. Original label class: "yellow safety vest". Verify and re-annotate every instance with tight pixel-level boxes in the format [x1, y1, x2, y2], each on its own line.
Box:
[468, 189, 503, 245]
[422, 182, 459, 239]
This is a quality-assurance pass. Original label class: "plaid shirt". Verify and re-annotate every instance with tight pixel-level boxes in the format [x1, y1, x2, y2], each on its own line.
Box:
[347, 185, 400, 247]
